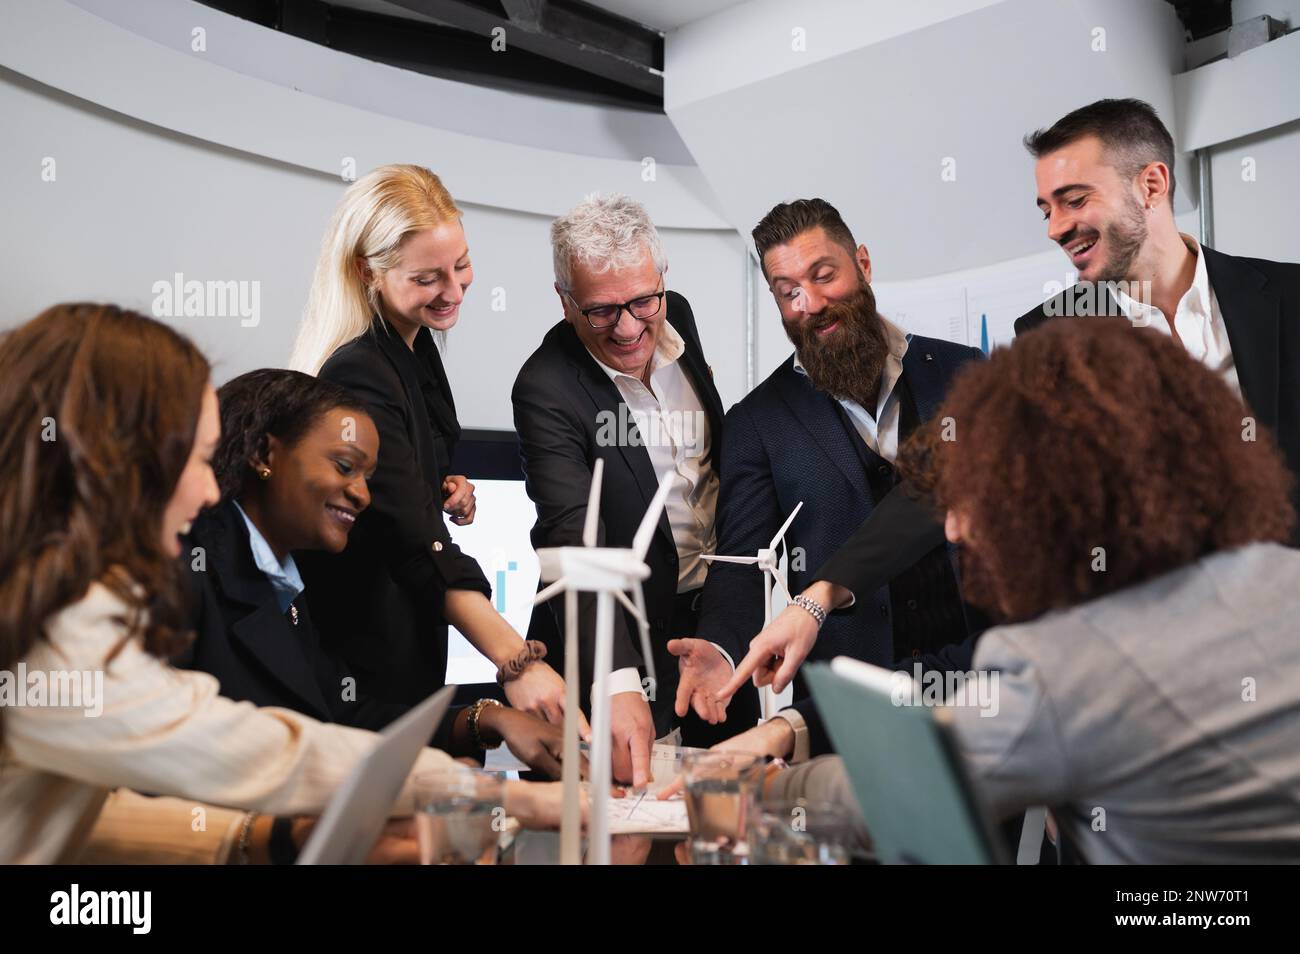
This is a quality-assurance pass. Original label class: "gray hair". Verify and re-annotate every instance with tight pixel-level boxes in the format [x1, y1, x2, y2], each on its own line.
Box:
[550, 193, 667, 291]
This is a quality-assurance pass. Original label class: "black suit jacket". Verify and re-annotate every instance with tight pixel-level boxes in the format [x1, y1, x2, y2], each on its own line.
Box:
[698, 336, 985, 756]
[176, 499, 460, 749]
[818, 246, 1300, 599]
[512, 291, 736, 733]
[297, 317, 491, 706]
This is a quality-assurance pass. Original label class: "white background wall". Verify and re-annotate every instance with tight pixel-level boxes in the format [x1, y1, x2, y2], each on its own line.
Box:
[2, 0, 1297, 421]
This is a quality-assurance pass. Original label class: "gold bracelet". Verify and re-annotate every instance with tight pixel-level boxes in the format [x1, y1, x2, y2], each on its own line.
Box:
[467, 697, 503, 750]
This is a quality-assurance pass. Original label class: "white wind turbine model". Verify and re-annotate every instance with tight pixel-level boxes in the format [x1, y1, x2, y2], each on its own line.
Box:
[701, 501, 804, 718]
[532, 459, 676, 865]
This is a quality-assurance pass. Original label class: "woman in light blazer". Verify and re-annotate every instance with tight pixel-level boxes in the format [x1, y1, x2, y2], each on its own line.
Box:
[0, 304, 566, 864]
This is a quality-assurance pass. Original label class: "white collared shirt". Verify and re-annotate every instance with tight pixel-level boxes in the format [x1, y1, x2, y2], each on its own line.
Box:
[584, 320, 728, 699]
[232, 499, 304, 614]
[1113, 234, 1241, 401]
[792, 314, 912, 462]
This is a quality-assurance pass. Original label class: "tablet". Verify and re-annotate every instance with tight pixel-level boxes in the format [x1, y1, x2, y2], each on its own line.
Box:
[296, 685, 456, 865]
[804, 657, 1006, 864]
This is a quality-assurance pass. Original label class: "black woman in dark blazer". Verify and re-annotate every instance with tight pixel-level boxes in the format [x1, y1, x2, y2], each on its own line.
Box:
[288, 165, 580, 735]
[177, 369, 572, 779]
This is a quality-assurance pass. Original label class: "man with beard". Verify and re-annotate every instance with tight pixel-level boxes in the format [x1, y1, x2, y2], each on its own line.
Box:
[685, 198, 987, 763]
[721, 98, 1300, 708]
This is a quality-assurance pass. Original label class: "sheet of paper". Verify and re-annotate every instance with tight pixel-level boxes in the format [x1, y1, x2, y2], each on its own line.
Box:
[606, 790, 689, 835]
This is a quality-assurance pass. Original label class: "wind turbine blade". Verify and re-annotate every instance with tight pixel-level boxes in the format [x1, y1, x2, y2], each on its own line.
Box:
[533, 578, 568, 606]
[770, 569, 795, 606]
[632, 470, 676, 559]
[582, 459, 604, 548]
[700, 554, 760, 565]
[613, 589, 646, 625]
[632, 583, 656, 692]
[768, 501, 804, 551]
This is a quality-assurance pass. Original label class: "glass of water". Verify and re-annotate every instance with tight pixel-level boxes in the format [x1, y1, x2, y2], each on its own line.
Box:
[413, 769, 504, 865]
[681, 751, 765, 865]
[750, 799, 856, 865]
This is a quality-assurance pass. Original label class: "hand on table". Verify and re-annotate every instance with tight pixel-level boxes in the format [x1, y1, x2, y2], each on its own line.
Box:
[480, 705, 586, 780]
[656, 717, 795, 800]
[610, 690, 655, 791]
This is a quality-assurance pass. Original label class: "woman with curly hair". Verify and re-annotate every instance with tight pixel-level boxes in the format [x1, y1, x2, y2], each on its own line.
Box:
[759, 318, 1300, 863]
[909, 321, 1300, 864]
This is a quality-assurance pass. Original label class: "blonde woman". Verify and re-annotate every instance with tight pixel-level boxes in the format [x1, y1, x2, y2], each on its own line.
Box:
[291, 165, 581, 734]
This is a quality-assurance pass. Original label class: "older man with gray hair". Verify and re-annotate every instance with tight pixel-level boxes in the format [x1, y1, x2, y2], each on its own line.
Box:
[513, 193, 760, 789]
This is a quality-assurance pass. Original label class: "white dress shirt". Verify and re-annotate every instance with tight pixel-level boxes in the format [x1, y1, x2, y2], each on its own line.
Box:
[1113, 234, 1241, 400]
[584, 320, 727, 699]
[233, 499, 304, 613]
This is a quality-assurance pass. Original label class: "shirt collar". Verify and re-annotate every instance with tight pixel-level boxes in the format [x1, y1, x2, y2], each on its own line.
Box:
[792, 313, 911, 406]
[232, 499, 304, 612]
[1113, 233, 1213, 323]
[585, 317, 686, 385]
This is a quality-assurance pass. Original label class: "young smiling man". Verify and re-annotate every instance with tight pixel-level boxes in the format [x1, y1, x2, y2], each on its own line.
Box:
[722, 98, 1300, 714]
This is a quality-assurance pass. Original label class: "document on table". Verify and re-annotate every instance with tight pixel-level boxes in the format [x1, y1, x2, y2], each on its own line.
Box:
[606, 790, 689, 835]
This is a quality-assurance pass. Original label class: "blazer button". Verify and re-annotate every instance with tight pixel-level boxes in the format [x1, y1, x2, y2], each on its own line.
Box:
[432, 541, 443, 552]
[879, 604, 889, 618]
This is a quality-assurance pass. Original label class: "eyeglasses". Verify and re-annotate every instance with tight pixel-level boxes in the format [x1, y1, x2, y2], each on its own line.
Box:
[564, 286, 666, 330]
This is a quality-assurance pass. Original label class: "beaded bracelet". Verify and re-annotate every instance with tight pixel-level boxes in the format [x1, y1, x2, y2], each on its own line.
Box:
[791, 594, 828, 628]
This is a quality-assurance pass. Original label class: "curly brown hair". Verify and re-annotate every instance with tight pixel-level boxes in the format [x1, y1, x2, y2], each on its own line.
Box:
[0, 303, 209, 740]
[899, 318, 1295, 622]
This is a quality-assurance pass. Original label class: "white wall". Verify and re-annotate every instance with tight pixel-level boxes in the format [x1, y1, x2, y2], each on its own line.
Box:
[0, 67, 749, 428]
[1208, 117, 1300, 264]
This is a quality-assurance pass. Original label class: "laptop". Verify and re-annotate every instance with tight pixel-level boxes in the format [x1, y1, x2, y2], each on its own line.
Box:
[804, 657, 1007, 864]
[296, 685, 456, 865]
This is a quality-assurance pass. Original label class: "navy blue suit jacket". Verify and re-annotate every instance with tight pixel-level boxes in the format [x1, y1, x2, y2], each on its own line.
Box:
[697, 334, 984, 755]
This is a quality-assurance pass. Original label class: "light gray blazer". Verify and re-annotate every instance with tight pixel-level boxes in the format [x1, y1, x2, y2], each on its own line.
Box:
[949, 541, 1300, 864]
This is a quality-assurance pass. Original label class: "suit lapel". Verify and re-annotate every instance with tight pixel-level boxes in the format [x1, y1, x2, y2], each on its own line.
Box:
[898, 338, 948, 423]
[208, 504, 335, 720]
[1204, 246, 1281, 433]
[773, 358, 871, 500]
[372, 320, 436, 468]
[559, 323, 673, 549]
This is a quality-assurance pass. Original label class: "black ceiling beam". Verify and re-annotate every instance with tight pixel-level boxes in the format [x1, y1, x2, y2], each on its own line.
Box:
[1164, 0, 1234, 40]
[192, 0, 662, 109]
[382, 0, 663, 97]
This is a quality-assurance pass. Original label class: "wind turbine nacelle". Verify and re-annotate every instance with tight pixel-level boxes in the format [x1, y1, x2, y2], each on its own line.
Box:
[536, 547, 651, 590]
[755, 548, 780, 571]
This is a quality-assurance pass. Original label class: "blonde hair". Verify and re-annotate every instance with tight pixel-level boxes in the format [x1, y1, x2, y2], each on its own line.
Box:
[290, 164, 461, 374]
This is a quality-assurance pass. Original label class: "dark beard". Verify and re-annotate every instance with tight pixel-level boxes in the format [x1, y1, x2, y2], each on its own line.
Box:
[1095, 193, 1148, 283]
[783, 280, 889, 408]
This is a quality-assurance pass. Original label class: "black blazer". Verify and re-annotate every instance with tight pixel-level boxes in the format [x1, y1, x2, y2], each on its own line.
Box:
[696, 337, 984, 756]
[176, 499, 460, 749]
[512, 291, 728, 733]
[819, 245, 1300, 599]
[297, 317, 491, 706]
